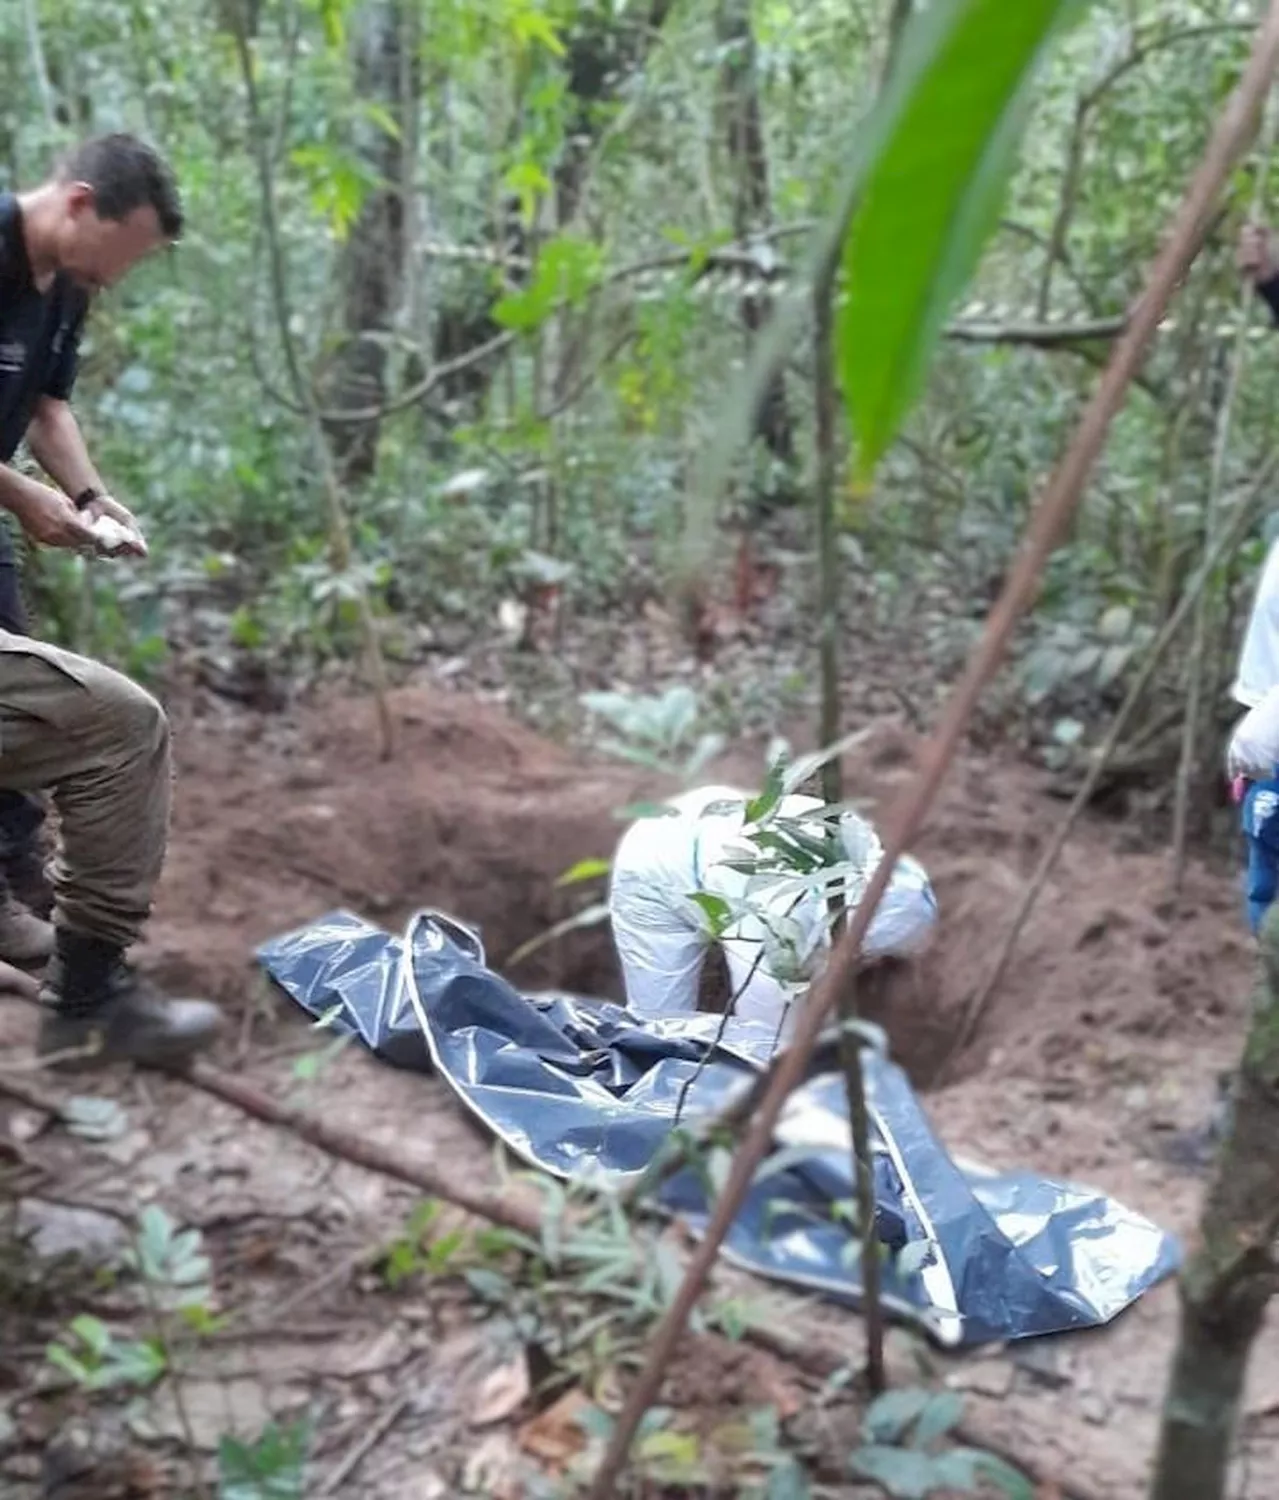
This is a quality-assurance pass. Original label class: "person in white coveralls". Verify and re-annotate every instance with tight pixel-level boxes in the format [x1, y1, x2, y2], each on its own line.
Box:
[608, 784, 937, 1039]
[1226, 537, 1279, 933]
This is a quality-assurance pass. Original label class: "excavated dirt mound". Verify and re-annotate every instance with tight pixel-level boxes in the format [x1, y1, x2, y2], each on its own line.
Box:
[144, 689, 1254, 1093]
[145, 687, 658, 1006]
[838, 723, 1255, 1084]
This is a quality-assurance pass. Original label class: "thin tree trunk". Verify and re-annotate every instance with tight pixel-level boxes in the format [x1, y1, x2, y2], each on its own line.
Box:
[231, 4, 396, 759]
[1149, 904, 1278, 1500]
[814, 243, 886, 1394]
[717, 0, 793, 466]
[321, 0, 416, 484]
[20, 0, 56, 131]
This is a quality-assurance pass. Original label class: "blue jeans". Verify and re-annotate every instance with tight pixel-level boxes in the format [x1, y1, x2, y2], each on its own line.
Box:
[1241, 775, 1279, 933]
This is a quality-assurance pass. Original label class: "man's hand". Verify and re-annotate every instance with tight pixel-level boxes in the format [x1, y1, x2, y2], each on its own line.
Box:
[84, 494, 149, 557]
[1236, 224, 1278, 284]
[6, 481, 97, 550]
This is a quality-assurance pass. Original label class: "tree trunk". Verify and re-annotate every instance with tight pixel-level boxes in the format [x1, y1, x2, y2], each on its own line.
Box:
[717, 0, 793, 467]
[321, 0, 417, 485]
[555, 0, 675, 224]
[425, 3, 673, 416]
[1149, 901, 1279, 1500]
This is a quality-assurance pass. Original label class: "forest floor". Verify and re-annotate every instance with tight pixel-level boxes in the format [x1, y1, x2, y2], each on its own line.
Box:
[0, 625, 1275, 1498]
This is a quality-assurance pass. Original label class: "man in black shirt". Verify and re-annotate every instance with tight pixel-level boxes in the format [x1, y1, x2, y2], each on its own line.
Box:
[0, 134, 220, 1066]
[1237, 223, 1279, 325]
[0, 134, 178, 961]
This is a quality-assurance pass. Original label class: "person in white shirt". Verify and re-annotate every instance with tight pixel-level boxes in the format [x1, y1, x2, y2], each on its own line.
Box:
[1226, 538, 1279, 932]
[608, 784, 937, 1038]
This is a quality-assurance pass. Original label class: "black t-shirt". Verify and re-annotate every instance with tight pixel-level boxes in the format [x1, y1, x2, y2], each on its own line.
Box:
[0, 192, 87, 463]
[1258, 272, 1279, 328]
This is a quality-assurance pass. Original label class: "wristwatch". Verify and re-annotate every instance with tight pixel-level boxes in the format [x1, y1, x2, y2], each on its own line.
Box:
[73, 487, 102, 511]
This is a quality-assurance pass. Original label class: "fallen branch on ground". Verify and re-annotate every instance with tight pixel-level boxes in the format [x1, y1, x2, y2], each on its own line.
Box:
[179, 1069, 1100, 1500]
[185, 1062, 542, 1236]
[0, 1043, 1104, 1500]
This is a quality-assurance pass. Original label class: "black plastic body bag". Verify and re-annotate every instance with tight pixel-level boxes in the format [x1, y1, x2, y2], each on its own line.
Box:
[258, 908, 1179, 1347]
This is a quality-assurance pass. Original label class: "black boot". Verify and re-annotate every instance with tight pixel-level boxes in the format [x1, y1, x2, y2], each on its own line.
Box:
[38, 929, 221, 1071]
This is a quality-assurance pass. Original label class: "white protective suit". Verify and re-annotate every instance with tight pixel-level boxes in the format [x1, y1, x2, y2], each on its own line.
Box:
[1227, 539, 1280, 780]
[609, 784, 938, 1035]
[1224, 687, 1280, 780]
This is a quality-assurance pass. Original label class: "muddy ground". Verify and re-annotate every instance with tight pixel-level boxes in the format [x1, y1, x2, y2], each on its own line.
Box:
[0, 680, 1274, 1499]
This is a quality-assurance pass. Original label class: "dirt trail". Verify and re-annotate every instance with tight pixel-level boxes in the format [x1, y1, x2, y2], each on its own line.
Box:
[0, 685, 1272, 1498]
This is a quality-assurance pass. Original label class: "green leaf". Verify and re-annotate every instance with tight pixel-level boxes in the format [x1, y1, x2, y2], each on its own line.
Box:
[744, 757, 787, 825]
[576, 1403, 615, 1441]
[951, 1448, 1035, 1499]
[501, 160, 553, 226]
[864, 1388, 933, 1444]
[464, 1267, 512, 1303]
[359, 101, 401, 140]
[556, 857, 612, 887]
[135, 1204, 175, 1279]
[765, 1458, 812, 1500]
[911, 1391, 964, 1448]
[218, 1417, 312, 1500]
[46, 1343, 92, 1385]
[229, 605, 266, 650]
[494, 234, 604, 331]
[103, 1339, 167, 1388]
[689, 891, 733, 939]
[850, 1443, 941, 1499]
[781, 728, 876, 796]
[638, 1425, 701, 1476]
[69, 1314, 112, 1357]
[836, 0, 1081, 477]
[312, 0, 347, 50]
[507, 4, 566, 58]
[287, 144, 373, 240]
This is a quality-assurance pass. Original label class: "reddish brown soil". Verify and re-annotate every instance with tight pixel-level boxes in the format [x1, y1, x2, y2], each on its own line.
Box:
[1, 685, 1271, 1500]
[840, 721, 1255, 1086]
[148, 690, 1254, 1096]
[145, 685, 662, 1008]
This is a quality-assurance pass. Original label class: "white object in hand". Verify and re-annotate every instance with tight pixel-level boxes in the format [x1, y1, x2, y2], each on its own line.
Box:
[89, 514, 148, 557]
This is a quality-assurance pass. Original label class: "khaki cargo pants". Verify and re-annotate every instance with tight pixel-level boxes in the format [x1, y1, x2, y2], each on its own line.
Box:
[0, 632, 169, 949]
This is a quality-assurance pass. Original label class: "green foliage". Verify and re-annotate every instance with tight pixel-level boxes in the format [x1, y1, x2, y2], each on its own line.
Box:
[581, 685, 725, 780]
[837, 0, 1081, 477]
[46, 1206, 219, 1393]
[851, 1388, 1034, 1499]
[125, 1204, 213, 1309]
[495, 235, 606, 330]
[556, 856, 612, 886]
[378, 1198, 471, 1287]
[46, 1314, 167, 1391]
[217, 1417, 312, 1500]
[1, 0, 1270, 763]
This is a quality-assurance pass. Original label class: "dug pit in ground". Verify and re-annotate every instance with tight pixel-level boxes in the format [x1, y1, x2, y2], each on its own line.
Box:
[144, 689, 1252, 1098]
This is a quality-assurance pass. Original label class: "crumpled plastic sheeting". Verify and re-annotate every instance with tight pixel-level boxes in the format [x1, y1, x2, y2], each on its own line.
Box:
[257, 908, 1180, 1347]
